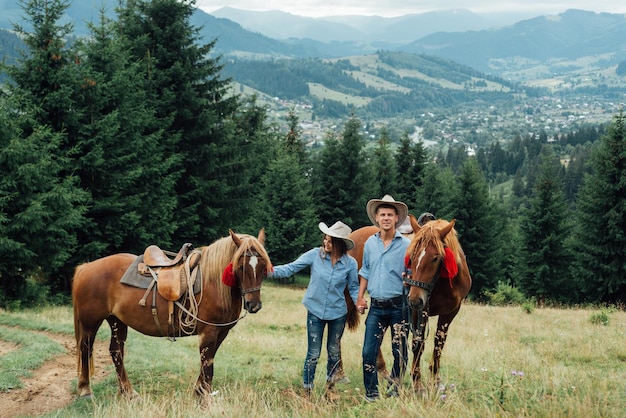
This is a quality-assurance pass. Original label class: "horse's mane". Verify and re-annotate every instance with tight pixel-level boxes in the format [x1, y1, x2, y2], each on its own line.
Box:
[407, 219, 462, 264]
[199, 233, 271, 307]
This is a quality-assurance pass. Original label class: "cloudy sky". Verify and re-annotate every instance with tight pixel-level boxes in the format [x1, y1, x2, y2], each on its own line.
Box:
[196, 0, 626, 18]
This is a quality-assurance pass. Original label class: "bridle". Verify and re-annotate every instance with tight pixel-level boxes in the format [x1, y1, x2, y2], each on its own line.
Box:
[238, 249, 264, 294]
[402, 248, 444, 344]
[174, 248, 266, 328]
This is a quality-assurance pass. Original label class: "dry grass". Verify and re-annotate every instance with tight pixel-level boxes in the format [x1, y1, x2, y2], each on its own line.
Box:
[2, 283, 625, 417]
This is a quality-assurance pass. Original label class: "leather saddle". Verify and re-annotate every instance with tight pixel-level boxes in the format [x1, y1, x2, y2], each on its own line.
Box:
[137, 243, 201, 325]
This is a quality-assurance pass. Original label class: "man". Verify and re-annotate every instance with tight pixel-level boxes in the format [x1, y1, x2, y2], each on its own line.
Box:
[356, 194, 411, 401]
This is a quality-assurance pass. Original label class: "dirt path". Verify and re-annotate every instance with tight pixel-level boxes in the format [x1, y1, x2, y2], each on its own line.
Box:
[0, 331, 111, 418]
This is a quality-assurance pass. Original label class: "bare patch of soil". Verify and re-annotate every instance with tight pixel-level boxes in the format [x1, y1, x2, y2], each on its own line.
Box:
[0, 340, 19, 356]
[0, 331, 111, 418]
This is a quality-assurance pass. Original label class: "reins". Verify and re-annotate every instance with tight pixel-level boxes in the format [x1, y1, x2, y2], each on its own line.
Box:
[171, 248, 265, 331]
[403, 256, 444, 343]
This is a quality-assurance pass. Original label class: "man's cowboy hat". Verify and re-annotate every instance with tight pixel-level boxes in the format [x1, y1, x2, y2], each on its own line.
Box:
[319, 221, 355, 250]
[366, 194, 408, 228]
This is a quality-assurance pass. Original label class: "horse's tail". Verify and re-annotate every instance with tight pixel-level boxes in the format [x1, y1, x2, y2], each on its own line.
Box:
[344, 287, 360, 331]
[73, 265, 94, 378]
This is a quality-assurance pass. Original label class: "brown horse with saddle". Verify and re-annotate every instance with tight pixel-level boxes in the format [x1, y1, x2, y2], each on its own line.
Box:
[71, 229, 272, 400]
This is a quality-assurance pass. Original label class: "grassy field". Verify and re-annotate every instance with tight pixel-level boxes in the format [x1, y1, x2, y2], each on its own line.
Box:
[1, 281, 625, 417]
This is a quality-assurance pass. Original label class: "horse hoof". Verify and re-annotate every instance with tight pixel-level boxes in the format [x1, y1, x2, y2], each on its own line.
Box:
[128, 389, 141, 400]
[78, 388, 94, 399]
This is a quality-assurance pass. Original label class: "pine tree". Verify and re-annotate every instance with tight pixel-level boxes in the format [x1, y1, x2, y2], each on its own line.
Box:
[8, 0, 83, 149]
[395, 132, 428, 206]
[571, 112, 626, 303]
[0, 98, 88, 298]
[371, 128, 397, 199]
[72, 10, 179, 258]
[312, 117, 369, 227]
[260, 118, 318, 263]
[450, 158, 502, 298]
[518, 146, 572, 304]
[117, 0, 239, 243]
[413, 163, 457, 218]
[2, 0, 89, 292]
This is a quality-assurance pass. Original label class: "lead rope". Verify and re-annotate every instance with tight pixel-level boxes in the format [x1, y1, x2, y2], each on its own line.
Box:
[176, 249, 203, 335]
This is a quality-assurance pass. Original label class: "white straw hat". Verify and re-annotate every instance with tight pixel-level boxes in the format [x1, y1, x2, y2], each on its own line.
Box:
[318, 221, 355, 250]
[366, 195, 408, 228]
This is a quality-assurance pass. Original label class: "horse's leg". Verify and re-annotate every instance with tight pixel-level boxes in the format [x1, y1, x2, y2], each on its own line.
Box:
[76, 318, 102, 398]
[195, 327, 229, 398]
[430, 311, 457, 387]
[106, 316, 138, 398]
[411, 310, 428, 395]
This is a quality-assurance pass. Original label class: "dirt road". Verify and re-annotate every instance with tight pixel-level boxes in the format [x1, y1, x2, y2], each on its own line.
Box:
[0, 331, 110, 418]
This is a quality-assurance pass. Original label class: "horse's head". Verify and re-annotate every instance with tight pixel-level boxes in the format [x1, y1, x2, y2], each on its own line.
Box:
[229, 229, 271, 313]
[405, 216, 457, 311]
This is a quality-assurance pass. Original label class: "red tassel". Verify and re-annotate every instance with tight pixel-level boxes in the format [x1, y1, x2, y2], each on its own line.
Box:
[222, 263, 237, 287]
[441, 247, 458, 286]
[404, 254, 411, 269]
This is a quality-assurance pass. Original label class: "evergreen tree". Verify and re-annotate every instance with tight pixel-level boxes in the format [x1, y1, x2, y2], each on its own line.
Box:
[571, 113, 626, 303]
[518, 146, 572, 304]
[312, 117, 369, 227]
[72, 11, 180, 257]
[395, 132, 427, 206]
[8, 0, 83, 143]
[0, 98, 88, 299]
[2, 0, 89, 292]
[260, 129, 318, 264]
[221, 96, 277, 235]
[413, 163, 457, 219]
[371, 128, 397, 199]
[285, 107, 307, 167]
[117, 0, 239, 243]
[450, 158, 502, 298]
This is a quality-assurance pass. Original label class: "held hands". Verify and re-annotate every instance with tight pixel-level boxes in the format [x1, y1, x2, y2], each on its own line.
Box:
[356, 298, 368, 314]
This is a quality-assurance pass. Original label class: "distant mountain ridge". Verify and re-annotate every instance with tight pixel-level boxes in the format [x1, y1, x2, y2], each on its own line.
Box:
[400, 9, 626, 72]
[1, 1, 626, 79]
[209, 7, 503, 44]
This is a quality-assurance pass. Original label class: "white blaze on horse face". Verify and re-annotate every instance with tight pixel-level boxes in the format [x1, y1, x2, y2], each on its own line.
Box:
[415, 248, 427, 270]
[248, 255, 259, 279]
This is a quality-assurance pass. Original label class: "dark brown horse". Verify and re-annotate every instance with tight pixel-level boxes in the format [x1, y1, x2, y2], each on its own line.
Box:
[404, 216, 471, 393]
[72, 229, 271, 399]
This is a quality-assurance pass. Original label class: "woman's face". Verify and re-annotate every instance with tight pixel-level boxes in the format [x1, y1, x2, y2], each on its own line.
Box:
[323, 234, 333, 253]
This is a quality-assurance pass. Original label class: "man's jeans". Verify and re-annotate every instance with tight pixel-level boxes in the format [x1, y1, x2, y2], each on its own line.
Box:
[362, 302, 409, 397]
[303, 311, 347, 388]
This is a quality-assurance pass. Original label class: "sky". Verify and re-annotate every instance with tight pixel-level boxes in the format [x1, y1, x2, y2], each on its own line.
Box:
[196, 0, 626, 18]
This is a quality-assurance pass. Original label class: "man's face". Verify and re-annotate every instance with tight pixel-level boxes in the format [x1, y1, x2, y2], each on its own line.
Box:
[376, 207, 398, 231]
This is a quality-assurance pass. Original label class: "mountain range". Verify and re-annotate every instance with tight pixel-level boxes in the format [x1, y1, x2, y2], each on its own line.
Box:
[1, 1, 626, 79]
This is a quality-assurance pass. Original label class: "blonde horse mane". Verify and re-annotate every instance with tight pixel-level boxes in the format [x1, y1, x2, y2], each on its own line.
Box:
[199, 233, 272, 307]
[407, 219, 462, 264]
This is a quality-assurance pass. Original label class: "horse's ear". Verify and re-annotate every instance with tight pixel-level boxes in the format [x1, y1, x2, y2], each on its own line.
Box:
[438, 219, 456, 240]
[409, 214, 420, 232]
[229, 229, 243, 247]
[257, 228, 266, 244]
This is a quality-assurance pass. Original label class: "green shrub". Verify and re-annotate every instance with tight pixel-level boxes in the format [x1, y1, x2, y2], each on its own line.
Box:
[483, 281, 526, 306]
[589, 309, 610, 326]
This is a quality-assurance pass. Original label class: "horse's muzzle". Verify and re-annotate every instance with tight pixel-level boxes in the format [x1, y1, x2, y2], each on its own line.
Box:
[409, 297, 426, 311]
[244, 300, 262, 313]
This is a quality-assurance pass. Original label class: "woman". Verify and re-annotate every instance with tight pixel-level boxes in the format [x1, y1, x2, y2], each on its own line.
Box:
[271, 221, 359, 398]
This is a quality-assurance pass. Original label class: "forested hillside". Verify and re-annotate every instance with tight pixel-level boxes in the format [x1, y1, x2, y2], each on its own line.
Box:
[222, 51, 542, 119]
[0, 0, 625, 309]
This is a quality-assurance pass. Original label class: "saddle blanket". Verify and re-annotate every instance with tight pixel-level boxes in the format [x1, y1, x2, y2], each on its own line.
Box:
[120, 254, 202, 294]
